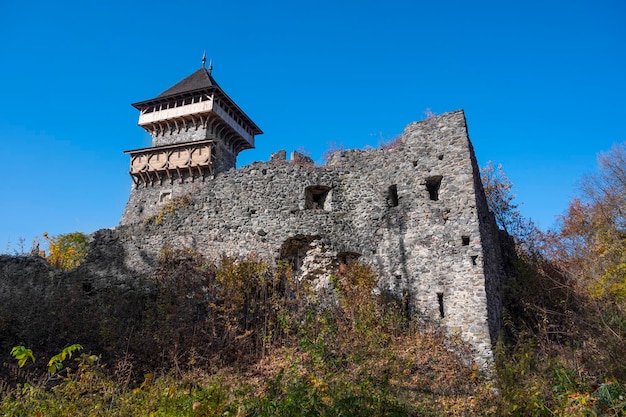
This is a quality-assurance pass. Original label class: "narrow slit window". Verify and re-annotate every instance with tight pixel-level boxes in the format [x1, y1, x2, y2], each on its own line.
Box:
[471, 255, 478, 265]
[387, 184, 399, 207]
[437, 292, 445, 318]
[425, 175, 443, 201]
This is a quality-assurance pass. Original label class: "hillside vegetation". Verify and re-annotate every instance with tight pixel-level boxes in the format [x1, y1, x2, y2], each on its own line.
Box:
[1, 144, 625, 416]
[1, 253, 496, 416]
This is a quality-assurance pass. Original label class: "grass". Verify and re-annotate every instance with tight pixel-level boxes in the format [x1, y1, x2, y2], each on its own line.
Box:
[1, 252, 625, 416]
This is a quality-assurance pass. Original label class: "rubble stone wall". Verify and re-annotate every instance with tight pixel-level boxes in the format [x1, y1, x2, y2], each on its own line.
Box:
[117, 109, 505, 367]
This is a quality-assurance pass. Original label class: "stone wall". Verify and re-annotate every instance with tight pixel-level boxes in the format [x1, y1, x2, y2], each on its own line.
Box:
[0, 230, 148, 362]
[117, 109, 505, 368]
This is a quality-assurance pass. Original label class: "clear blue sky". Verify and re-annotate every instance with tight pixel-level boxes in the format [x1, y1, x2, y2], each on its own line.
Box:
[1, 0, 624, 252]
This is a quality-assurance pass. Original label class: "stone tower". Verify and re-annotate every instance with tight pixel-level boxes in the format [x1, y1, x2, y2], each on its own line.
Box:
[128, 60, 262, 176]
[121, 61, 262, 222]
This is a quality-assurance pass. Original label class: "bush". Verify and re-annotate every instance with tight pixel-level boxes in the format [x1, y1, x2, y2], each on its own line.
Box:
[42, 232, 88, 270]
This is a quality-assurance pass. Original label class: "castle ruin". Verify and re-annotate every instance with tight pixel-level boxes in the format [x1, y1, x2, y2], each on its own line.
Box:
[119, 63, 505, 368]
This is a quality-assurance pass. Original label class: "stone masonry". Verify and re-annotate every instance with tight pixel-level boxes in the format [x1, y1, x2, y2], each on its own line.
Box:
[118, 109, 505, 368]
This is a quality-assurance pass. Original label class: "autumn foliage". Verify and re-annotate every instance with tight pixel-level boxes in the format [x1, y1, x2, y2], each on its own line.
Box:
[42, 231, 88, 270]
[1, 145, 625, 415]
[481, 143, 626, 415]
[549, 143, 626, 302]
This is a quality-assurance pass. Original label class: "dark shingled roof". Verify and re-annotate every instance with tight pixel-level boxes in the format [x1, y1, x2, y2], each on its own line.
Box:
[156, 68, 219, 98]
[131, 66, 263, 135]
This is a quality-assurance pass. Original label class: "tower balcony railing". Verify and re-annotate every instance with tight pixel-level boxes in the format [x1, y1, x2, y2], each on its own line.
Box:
[212, 102, 254, 147]
[138, 100, 214, 126]
[137, 100, 254, 148]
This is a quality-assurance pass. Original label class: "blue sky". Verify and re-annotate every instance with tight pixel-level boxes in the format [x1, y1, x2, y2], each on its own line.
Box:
[0, 0, 624, 252]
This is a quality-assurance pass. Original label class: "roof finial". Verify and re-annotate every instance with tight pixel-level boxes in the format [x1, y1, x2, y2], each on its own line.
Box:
[208, 57, 213, 75]
[201, 50, 207, 68]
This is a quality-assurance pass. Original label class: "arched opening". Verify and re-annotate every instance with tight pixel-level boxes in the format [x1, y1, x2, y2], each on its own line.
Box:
[425, 175, 443, 201]
[278, 235, 319, 272]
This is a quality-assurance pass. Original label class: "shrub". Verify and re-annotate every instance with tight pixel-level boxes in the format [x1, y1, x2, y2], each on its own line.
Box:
[42, 232, 88, 270]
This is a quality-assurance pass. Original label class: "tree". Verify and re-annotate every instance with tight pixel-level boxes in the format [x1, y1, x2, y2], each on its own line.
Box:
[481, 161, 537, 248]
[554, 143, 626, 301]
[42, 232, 88, 270]
[481, 161, 517, 233]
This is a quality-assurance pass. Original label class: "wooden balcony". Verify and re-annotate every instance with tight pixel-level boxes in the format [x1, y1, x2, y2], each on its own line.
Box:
[124, 140, 214, 186]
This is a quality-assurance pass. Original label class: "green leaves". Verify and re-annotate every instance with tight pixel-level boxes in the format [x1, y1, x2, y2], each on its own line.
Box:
[47, 344, 83, 374]
[10, 345, 35, 368]
[10, 344, 83, 374]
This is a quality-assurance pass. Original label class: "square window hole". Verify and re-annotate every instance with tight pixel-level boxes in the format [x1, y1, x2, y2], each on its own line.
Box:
[159, 191, 172, 204]
[305, 185, 332, 210]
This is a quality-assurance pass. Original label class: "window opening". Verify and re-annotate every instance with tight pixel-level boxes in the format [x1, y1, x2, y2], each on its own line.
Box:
[337, 251, 361, 266]
[437, 292, 445, 318]
[425, 175, 443, 201]
[337, 252, 361, 273]
[159, 191, 172, 204]
[471, 255, 478, 266]
[278, 235, 318, 272]
[387, 184, 399, 207]
[462, 235, 470, 246]
[305, 185, 332, 210]
[82, 282, 93, 295]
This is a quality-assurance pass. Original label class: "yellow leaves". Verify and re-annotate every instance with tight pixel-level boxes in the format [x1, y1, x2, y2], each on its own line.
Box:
[585, 230, 626, 300]
[145, 195, 191, 225]
[565, 391, 597, 411]
[42, 232, 88, 270]
[132, 373, 154, 394]
[552, 143, 626, 305]
[471, 363, 479, 380]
